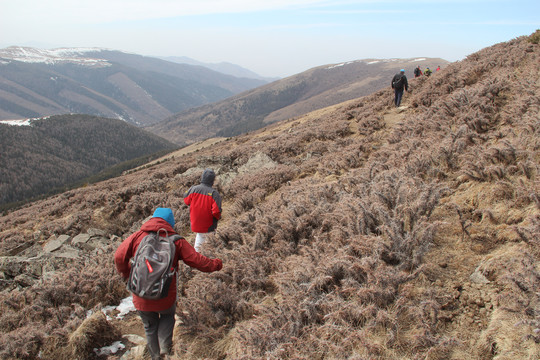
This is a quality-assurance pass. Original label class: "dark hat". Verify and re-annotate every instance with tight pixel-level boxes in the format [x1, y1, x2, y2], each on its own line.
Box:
[201, 168, 216, 186]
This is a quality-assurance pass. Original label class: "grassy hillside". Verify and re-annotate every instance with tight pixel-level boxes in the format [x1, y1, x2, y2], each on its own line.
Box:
[0, 114, 177, 207]
[0, 33, 538, 359]
[147, 57, 447, 146]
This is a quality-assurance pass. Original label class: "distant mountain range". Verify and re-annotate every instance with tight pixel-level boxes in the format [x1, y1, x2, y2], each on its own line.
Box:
[0, 46, 448, 147]
[0, 47, 268, 126]
[0, 114, 177, 207]
[147, 57, 448, 145]
[158, 56, 279, 82]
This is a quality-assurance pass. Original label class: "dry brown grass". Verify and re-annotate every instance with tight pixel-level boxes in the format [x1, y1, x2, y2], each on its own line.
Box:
[0, 33, 539, 359]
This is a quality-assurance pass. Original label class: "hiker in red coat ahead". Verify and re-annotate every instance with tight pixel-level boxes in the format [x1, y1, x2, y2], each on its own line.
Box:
[184, 168, 222, 252]
[115, 207, 223, 360]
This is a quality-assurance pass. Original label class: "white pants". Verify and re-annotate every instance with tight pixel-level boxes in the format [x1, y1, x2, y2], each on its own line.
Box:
[194, 233, 209, 252]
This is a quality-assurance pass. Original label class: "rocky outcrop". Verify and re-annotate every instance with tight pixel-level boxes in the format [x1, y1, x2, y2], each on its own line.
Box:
[0, 228, 119, 291]
[176, 151, 279, 188]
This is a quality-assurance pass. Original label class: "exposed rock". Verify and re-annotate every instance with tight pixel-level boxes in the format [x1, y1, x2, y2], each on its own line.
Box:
[88, 236, 110, 249]
[238, 152, 277, 174]
[397, 106, 409, 113]
[51, 245, 80, 259]
[218, 171, 238, 187]
[43, 234, 71, 253]
[120, 344, 145, 360]
[25, 259, 43, 276]
[0, 256, 28, 278]
[177, 166, 205, 179]
[88, 228, 107, 237]
[74, 241, 96, 252]
[110, 235, 122, 245]
[20, 243, 44, 258]
[470, 268, 490, 284]
[73, 233, 91, 245]
[122, 334, 146, 346]
[219, 152, 278, 187]
[0, 256, 44, 290]
[93, 247, 108, 256]
[5, 241, 34, 256]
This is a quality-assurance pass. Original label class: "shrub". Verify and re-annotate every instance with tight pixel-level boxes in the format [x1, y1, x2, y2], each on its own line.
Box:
[528, 29, 540, 44]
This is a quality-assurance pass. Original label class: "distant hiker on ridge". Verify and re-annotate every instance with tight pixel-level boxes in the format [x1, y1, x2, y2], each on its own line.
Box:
[414, 65, 422, 78]
[391, 69, 409, 107]
[184, 169, 222, 252]
[115, 207, 223, 360]
[424, 67, 432, 77]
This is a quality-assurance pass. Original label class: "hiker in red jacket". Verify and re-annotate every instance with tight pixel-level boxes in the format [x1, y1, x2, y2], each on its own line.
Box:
[183, 169, 222, 252]
[115, 207, 222, 360]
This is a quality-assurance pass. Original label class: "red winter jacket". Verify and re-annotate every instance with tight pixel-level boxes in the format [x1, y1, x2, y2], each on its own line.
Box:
[114, 217, 222, 312]
[183, 171, 222, 233]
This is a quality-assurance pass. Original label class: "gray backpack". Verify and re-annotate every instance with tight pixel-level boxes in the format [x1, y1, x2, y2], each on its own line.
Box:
[127, 229, 179, 299]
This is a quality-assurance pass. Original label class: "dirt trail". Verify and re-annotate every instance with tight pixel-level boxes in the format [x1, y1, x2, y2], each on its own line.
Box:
[382, 105, 409, 127]
[376, 103, 507, 356]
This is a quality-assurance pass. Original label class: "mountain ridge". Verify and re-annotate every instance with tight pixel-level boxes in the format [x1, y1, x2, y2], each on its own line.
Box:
[158, 55, 279, 82]
[0, 47, 268, 126]
[147, 57, 447, 145]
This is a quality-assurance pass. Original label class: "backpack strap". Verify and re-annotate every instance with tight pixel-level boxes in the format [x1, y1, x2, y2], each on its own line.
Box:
[157, 228, 169, 238]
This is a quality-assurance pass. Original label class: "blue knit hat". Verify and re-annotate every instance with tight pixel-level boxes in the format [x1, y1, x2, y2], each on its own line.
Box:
[152, 207, 175, 227]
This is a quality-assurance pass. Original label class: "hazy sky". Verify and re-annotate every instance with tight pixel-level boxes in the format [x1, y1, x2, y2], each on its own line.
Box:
[1, 0, 538, 77]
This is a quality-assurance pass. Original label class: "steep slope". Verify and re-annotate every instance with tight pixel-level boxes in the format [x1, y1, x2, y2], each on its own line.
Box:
[147, 57, 446, 145]
[0, 47, 267, 126]
[0, 33, 538, 359]
[0, 114, 177, 206]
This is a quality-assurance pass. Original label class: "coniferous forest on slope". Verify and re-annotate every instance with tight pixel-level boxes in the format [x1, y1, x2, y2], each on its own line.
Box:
[0, 114, 177, 207]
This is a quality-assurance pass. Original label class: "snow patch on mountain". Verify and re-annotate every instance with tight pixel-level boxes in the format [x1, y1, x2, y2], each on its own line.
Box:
[0, 119, 33, 126]
[0, 116, 50, 126]
[0, 46, 111, 67]
[325, 60, 362, 70]
[326, 58, 423, 70]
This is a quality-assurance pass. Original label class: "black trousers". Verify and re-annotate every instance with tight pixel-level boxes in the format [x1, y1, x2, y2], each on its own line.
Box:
[394, 88, 404, 107]
[138, 304, 176, 360]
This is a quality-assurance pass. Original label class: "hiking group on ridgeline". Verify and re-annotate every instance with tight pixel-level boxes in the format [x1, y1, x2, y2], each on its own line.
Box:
[392, 64, 442, 107]
[114, 169, 223, 360]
